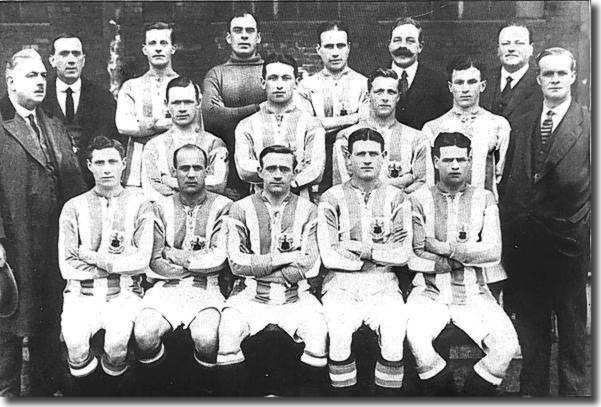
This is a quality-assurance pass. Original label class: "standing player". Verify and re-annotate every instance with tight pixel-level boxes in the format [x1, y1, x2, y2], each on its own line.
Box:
[58, 136, 153, 395]
[142, 77, 228, 201]
[235, 53, 325, 201]
[333, 68, 427, 193]
[217, 145, 327, 396]
[406, 132, 519, 396]
[318, 128, 412, 395]
[134, 144, 231, 395]
[116, 22, 179, 190]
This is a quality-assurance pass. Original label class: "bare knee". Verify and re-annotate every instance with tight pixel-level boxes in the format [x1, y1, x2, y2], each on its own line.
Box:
[134, 308, 169, 351]
[190, 308, 221, 350]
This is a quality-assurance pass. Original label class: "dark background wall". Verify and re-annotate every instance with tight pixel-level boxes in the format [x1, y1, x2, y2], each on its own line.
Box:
[0, 1, 590, 106]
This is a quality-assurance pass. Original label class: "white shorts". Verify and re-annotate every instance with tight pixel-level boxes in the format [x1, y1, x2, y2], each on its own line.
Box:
[142, 277, 224, 329]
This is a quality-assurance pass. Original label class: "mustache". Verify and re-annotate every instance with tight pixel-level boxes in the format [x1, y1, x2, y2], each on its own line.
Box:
[391, 47, 414, 57]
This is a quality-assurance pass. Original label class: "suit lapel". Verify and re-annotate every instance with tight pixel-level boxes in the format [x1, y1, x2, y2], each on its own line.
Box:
[2, 113, 48, 168]
[504, 66, 538, 116]
[37, 108, 63, 165]
[45, 80, 66, 121]
[76, 79, 90, 122]
[406, 64, 427, 103]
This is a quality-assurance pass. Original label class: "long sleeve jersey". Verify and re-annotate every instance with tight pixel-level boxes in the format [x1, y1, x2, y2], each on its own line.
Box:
[58, 188, 154, 298]
[226, 192, 320, 304]
[422, 107, 510, 201]
[234, 102, 326, 196]
[148, 192, 232, 286]
[333, 118, 427, 193]
[116, 69, 179, 187]
[409, 184, 502, 305]
[317, 180, 413, 295]
[141, 127, 229, 201]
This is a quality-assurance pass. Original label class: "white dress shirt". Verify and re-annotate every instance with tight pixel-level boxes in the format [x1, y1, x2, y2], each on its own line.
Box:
[500, 63, 529, 91]
[56, 78, 82, 117]
[541, 96, 571, 133]
[391, 61, 419, 89]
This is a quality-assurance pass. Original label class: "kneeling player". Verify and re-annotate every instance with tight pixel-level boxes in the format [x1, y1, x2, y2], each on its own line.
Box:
[218, 145, 327, 396]
[133, 144, 231, 394]
[58, 137, 153, 395]
[406, 132, 519, 396]
[318, 128, 412, 395]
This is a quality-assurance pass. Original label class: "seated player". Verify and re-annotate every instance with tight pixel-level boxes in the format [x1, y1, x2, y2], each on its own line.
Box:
[217, 145, 327, 396]
[58, 136, 153, 395]
[406, 132, 519, 396]
[133, 144, 232, 395]
[141, 76, 228, 201]
[318, 127, 412, 395]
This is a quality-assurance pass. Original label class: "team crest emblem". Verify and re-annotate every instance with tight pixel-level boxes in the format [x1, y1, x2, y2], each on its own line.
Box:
[277, 234, 294, 252]
[388, 161, 402, 178]
[108, 231, 125, 254]
[457, 225, 468, 243]
[189, 236, 206, 251]
[370, 218, 387, 242]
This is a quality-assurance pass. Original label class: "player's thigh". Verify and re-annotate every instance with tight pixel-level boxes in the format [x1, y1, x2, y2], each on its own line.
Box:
[189, 307, 221, 345]
[218, 306, 249, 348]
[405, 291, 450, 345]
[103, 294, 141, 352]
[134, 308, 171, 342]
[321, 290, 362, 336]
[293, 294, 328, 345]
[61, 294, 99, 353]
[366, 288, 406, 332]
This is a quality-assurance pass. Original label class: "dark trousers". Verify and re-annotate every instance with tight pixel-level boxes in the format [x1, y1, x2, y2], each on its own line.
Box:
[0, 329, 64, 397]
[507, 223, 590, 396]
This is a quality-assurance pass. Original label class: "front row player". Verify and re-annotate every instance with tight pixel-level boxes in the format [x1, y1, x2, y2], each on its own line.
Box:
[218, 145, 328, 395]
[318, 128, 413, 395]
[133, 144, 232, 394]
[407, 132, 519, 396]
[58, 137, 154, 395]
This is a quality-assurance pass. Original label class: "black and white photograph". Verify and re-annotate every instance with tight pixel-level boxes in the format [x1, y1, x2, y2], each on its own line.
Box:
[0, 0, 591, 398]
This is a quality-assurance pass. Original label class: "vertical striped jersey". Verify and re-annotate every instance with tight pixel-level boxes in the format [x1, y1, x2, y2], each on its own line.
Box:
[409, 184, 502, 304]
[149, 192, 232, 285]
[226, 192, 320, 304]
[317, 180, 413, 295]
[234, 102, 326, 194]
[58, 187, 154, 298]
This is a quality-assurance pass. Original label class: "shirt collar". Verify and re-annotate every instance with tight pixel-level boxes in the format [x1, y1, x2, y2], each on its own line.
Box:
[500, 63, 529, 88]
[364, 115, 398, 130]
[542, 96, 571, 120]
[259, 190, 293, 207]
[320, 65, 351, 78]
[263, 101, 297, 115]
[435, 182, 469, 196]
[145, 68, 178, 80]
[451, 105, 482, 117]
[9, 93, 36, 121]
[93, 185, 125, 199]
[348, 178, 383, 192]
[56, 78, 81, 93]
[391, 61, 418, 85]
[177, 191, 207, 208]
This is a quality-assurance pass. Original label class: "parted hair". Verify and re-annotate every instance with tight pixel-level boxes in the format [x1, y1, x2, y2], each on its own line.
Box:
[166, 76, 201, 103]
[316, 21, 350, 44]
[446, 55, 483, 81]
[86, 136, 125, 160]
[536, 47, 576, 72]
[347, 127, 385, 153]
[144, 21, 176, 44]
[51, 32, 85, 55]
[259, 145, 297, 169]
[367, 68, 398, 92]
[262, 53, 298, 79]
[390, 17, 423, 43]
[432, 132, 472, 157]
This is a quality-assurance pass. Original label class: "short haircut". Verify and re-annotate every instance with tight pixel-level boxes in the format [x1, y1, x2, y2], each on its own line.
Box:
[144, 21, 176, 44]
[5, 48, 43, 79]
[51, 32, 85, 55]
[498, 20, 532, 44]
[432, 132, 471, 158]
[229, 10, 260, 32]
[390, 17, 423, 43]
[259, 145, 297, 169]
[347, 127, 385, 153]
[172, 144, 208, 169]
[86, 136, 125, 160]
[166, 76, 200, 103]
[316, 21, 350, 44]
[446, 55, 483, 81]
[367, 68, 398, 92]
[536, 47, 576, 72]
[262, 53, 298, 79]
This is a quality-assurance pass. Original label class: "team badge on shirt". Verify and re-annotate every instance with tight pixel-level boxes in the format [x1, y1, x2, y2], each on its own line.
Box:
[388, 161, 402, 178]
[108, 231, 125, 254]
[189, 236, 206, 251]
[277, 234, 295, 252]
[457, 225, 468, 243]
[370, 217, 387, 242]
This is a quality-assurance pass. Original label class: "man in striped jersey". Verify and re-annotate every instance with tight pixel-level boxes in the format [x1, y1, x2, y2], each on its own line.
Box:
[134, 144, 231, 395]
[141, 76, 228, 201]
[332, 68, 427, 194]
[421, 57, 511, 299]
[234, 53, 325, 201]
[318, 128, 412, 395]
[406, 132, 519, 396]
[58, 136, 154, 395]
[218, 145, 327, 396]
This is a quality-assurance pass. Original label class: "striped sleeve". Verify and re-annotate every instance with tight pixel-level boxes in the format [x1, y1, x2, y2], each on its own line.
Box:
[226, 202, 274, 277]
[371, 192, 410, 266]
[141, 139, 176, 198]
[187, 198, 232, 273]
[405, 132, 428, 194]
[205, 135, 229, 194]
[280, 205, 320, 283]
[421, 121, 436, 186]
[295, 117, 326, 188]
[149, 203, 188, 279]
[450, 191, 501, 267]
[494, 116, 511, 184]
[317, 192, 363, 271]
[234, 117, 261, 184]
[58, 199, 109, 280]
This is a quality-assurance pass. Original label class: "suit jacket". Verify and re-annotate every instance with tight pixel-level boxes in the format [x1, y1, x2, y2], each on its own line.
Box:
[501, 100, 590, 260]
[0, 95, 85, 335]
[394, 63, 452, 130]
[41, 77, 119, 187]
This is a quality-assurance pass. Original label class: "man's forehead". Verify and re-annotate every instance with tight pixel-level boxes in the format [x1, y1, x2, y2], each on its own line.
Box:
[91, 147, 121, 160]
[230, 14, 257, 30]
[54, 37, 83, 51]
[438, 145, 469, 158]
[14, 57, 46, 73]
[320, 29, 348, 44]
[451, 66, 481, 81]
[263, 152, 294, 166]
[146, 29, 171, 41]
[391, 24, 420, 38]
[353, 139, 382, 152]
[168, 84, 196, 100]
[371, 76, 398, 90]
[265, 62, 294, 75]
[538, 54, 572, 71]
[177, 148, 204, 164]
[499, 26, 529, 42]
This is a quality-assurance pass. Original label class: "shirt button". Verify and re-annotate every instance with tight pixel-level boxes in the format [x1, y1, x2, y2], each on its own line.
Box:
[534, 173, 541, 182]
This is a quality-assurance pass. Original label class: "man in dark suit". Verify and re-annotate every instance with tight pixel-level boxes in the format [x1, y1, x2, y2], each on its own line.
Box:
[501, 47, 590, 397]
[42, 33, 119, 187]
[388, 17, 451, 130]
[0, 49, 85, 396]
[480, 22, 542, 196]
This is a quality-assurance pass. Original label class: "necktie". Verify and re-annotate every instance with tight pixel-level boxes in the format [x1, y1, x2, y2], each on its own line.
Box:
[65, 87, 74, 123]
[399, 70, 409, 98]
[540, 110, 554, 147]
[27, 114, 52, 166]
[501, 76, 513, 100]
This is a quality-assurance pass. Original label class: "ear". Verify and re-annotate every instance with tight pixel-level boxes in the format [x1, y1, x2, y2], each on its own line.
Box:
[49, 55, 57, 68]
[257, 165, 264, 180]
[226, 32, 233, 45]
[536, 75, 542, 86]
[447, 81, 453, 93]
[432, 155, 440, 171]
[256, 32, 262, 45]
[568, 70, 576, 86]
[142, 43, 149, 57]
[382, 150, 388, 159]
[261, 77, 266, 90]
[87, 159, 93, 172]
[479, 79, 486, 93]
[81, 54, 86, 69]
